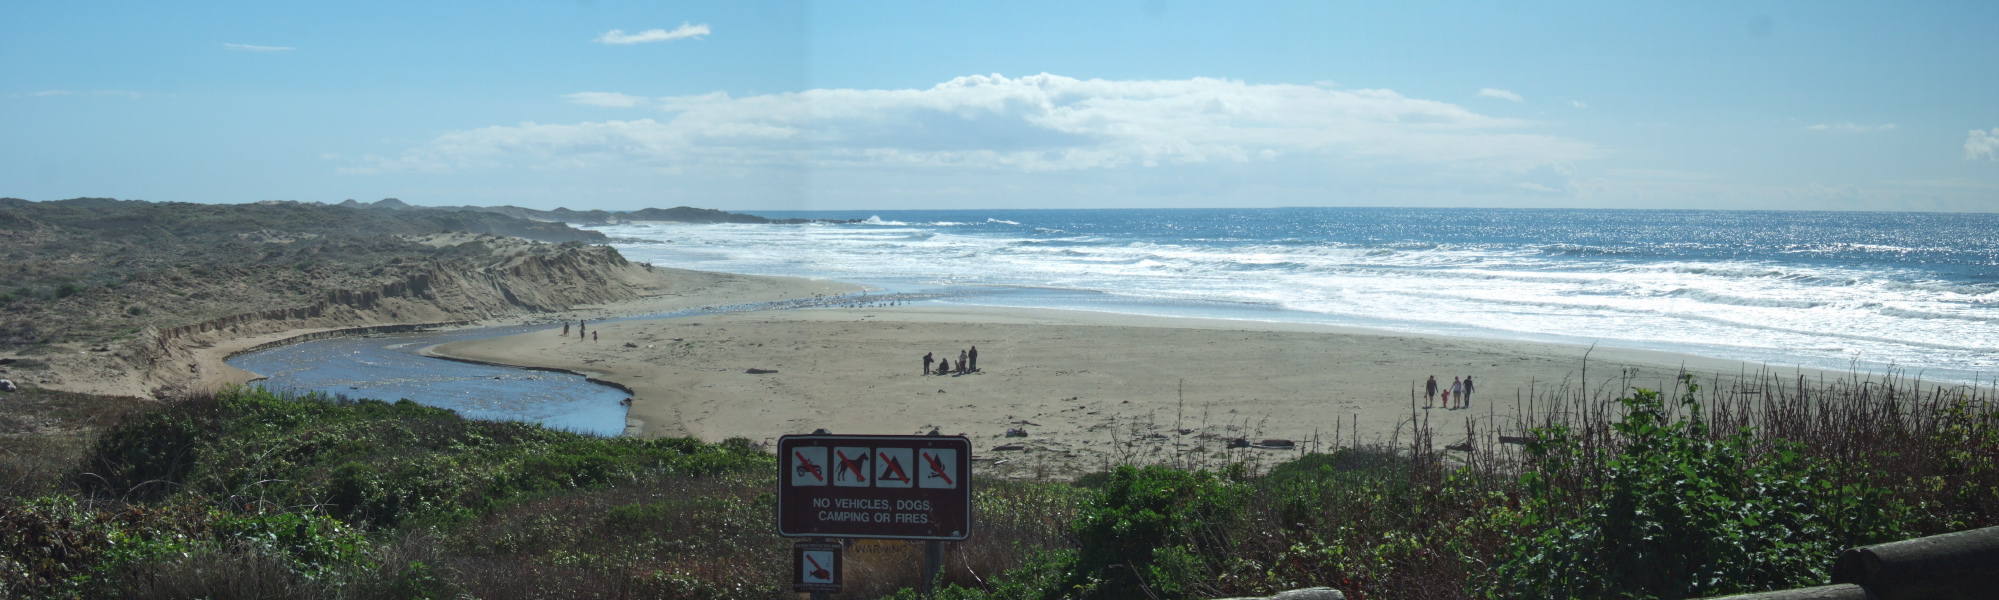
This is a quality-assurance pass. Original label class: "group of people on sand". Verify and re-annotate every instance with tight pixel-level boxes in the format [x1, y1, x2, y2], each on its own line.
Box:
[1424, 375, 1475, 409]
[560, 319, 598, 342]
[922, 346, 979, 376]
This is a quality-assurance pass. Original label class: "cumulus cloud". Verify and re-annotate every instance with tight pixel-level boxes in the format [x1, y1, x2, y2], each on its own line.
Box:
[223, 43, 294, 52]
[563, 92, 649, 108]
[594, 23, 709, 45]
[349, 73, 1597, 175]
[1969, 128, 1999, 161]
[1477, 88, 1523, 102]
[1807, 122, 1896, 133]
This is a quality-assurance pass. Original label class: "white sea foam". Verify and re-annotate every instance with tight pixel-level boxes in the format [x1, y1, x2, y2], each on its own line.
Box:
[595, 218, 1999, 379]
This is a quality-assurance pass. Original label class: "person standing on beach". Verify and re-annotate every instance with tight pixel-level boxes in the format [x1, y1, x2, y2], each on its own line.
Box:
[592, 331, 598, 343]
[1461, 376, 1475, 408]
[969, 345, 979, 372]
[1451, 377, 1464, 410]
[923, 352, 934, 375]
[959, 350, 969, 374]
[1425, 376, 1438, 408]
[562, 323, 570, 337]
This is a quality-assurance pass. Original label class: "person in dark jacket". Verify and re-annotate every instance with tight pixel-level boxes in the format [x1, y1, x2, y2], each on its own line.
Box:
[923, 352, 934, 375]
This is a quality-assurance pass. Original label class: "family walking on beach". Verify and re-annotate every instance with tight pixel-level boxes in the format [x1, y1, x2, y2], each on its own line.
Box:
[1424, 374, 1475, 409]
[560, 320, 598, 342]
[922, 346, 979, 376]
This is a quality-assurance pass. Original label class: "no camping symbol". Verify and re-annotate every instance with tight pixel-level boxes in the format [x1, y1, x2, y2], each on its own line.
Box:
[875, 448, 914, 488]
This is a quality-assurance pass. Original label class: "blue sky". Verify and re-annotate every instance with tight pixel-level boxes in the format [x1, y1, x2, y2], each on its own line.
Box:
[4, 1, 1997, 211]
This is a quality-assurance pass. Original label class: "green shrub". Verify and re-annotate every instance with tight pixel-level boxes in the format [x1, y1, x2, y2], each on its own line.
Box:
[80, 387, 772, 530]
[1492, 376, 1907, 600]
[1060, 465, 1248, 600]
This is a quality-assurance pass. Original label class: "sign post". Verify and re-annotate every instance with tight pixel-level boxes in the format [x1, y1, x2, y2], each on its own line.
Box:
[779, 433, 973, 595]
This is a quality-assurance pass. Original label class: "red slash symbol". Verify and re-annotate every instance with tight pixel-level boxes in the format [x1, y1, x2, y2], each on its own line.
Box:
[835, 450, 869, 484]
[805, 553, 831, 581]
[793, 451, 824, 482]
[922, 451, 955, 486]
[879, 454, 912, 484]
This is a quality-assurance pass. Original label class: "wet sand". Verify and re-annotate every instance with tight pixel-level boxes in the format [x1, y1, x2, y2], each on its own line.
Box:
[429, 305, 1814, 478]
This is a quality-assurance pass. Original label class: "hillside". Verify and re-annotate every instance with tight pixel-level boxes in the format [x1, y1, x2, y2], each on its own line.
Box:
[0, 198, 682, 397]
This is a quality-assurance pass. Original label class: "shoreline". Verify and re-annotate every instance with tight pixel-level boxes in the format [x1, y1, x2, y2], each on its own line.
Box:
[205, 269, 866, 395]
[428, 303, 1852, 478]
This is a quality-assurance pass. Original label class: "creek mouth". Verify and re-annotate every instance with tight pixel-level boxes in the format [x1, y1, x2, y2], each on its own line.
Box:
[223, 291, 945, 437]
[227, 324, 633, 436]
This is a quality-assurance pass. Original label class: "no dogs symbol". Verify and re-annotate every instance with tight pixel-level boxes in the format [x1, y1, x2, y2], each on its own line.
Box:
[832, 447, 872, 487]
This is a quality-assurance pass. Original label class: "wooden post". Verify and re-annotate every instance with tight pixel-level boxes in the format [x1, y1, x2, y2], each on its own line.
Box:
[923, 540, 943, 595]
[924, 428, 945, 596]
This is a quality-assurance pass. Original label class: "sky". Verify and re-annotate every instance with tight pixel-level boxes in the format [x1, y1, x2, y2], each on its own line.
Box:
[4, 1, 1998, 212]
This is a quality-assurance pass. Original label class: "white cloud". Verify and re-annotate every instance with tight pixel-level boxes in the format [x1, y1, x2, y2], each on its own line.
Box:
[1807, 122, 1896, 133]
[224, 43, 294, 52]
[1571, 101, 1588, 109]
[564, 92, 649, 108]
[350, 73, 1597, 176]
[594, 23, 709, 45]
[1477, 88, 1523, 102]
[1968, 128, 1999, 161]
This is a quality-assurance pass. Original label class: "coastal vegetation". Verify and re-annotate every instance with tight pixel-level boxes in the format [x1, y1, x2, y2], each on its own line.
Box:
[2, 368, 1992, 599]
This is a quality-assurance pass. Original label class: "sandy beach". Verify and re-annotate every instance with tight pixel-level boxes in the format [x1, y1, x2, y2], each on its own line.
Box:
[430, 304, 1816, 478]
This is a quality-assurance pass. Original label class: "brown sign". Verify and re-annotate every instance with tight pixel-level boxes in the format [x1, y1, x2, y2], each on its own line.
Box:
[777, 434, 972, 540]
[792, 542, 843, 593]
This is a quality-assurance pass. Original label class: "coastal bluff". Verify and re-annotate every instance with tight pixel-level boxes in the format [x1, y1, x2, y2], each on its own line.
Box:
[0, 197, 851, 399]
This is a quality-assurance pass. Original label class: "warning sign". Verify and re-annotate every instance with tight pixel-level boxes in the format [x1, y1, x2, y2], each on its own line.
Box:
[779, 434, 972, 540]
[792, 542, 843, 593]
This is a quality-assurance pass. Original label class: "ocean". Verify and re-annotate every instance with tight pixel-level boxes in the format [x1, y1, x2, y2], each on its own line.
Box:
[594, 208, 1999, 382]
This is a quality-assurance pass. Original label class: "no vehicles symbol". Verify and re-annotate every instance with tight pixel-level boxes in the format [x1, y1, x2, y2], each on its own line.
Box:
[791, 447, 828, 487]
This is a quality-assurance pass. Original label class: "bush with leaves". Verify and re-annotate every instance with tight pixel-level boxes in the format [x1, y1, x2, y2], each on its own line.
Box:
[1054, 465, 1248, 600]
[1492, 376, 1907, 600]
